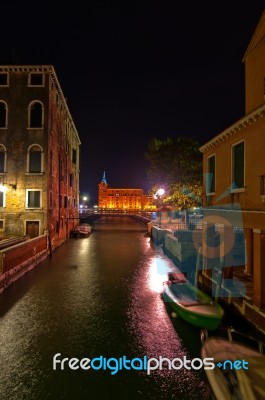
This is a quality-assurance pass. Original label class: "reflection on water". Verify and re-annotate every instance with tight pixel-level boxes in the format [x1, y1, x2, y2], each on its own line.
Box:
[0, 217, 210, 400]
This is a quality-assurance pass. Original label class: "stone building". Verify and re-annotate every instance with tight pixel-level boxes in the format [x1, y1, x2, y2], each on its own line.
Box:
[98, 171, 155, 210]
[0, 65, 81, 249]
[199, 10, 265, 329]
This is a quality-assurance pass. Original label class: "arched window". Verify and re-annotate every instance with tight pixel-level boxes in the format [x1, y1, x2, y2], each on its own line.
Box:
[0, 144, 6, 173]
[29, 101, 43, 128]
[0, 101, 7, 128]
[27, 144, 43, 173]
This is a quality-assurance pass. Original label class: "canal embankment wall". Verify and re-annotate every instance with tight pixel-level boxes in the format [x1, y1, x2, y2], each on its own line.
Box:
[0, 234, 49, 294]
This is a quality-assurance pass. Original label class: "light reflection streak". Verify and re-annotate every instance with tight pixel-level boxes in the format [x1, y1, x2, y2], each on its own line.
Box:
[128, 249, 186, 361]
[147, 246, 180, 293]
[147, 256, 170, 293]
[127, 244, 206, 392]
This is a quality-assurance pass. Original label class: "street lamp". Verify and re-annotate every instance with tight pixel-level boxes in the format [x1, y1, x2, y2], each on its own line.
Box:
[82, 196, 89, 209]
[156, 188, 165, 197]
[154, 188, 165, 228]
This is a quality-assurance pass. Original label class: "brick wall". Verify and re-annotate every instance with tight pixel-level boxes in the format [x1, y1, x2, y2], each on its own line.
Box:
[0, 234, 48, 275]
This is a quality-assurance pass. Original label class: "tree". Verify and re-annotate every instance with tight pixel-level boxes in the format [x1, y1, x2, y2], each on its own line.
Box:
[145, 136, 203, 208]
[166, 182, 203, 209]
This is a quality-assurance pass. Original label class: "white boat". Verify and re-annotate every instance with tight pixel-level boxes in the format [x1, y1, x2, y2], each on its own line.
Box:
[71, 223, 92, 237]
[201, 327, 265, 400]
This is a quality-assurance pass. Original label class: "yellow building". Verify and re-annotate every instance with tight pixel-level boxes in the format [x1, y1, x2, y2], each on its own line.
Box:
[199, 10, 265, 327]
[98, 171, 155, 210]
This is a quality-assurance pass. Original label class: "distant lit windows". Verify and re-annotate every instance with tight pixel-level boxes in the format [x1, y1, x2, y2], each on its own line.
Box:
[207, 154, 216, 194]
[0, 73, 8, 86]
[232, 141, 245, 189]
[27, 144, 43, 173]
[0, 101, 7, 128]
[26, 189, 42, 208]
[28, 73, 44, 86]
[29, 101, 43, 128]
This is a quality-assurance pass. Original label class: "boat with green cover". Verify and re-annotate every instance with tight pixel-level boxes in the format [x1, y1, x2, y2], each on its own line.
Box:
[162, 273, 224, 330]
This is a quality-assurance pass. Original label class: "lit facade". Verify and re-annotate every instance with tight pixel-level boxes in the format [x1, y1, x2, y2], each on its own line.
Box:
[0, 65, 81, 249]
[98, 172, 155, 210]
[200, 10, 265, 311]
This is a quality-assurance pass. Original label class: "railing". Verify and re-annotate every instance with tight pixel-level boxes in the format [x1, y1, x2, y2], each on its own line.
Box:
[79, 208, 155, 218]
[152, 212, 204, 231]
[79, 209, 206, 230]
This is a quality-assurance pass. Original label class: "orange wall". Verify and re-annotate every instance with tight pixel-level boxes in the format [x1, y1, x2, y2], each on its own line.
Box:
[245, 26, 265, 114]
[203, 116, 265, 225]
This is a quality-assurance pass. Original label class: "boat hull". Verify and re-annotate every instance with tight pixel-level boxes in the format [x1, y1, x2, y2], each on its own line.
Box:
[163, 282, 224, 330]
[201, 337, 265, 400]
[71, 224, 92, 237]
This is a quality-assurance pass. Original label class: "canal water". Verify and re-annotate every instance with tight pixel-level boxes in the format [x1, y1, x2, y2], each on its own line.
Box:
[1, 216, 214, 399]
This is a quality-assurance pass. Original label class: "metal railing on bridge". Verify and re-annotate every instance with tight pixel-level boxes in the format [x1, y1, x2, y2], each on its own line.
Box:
[79, 208, 154, 219]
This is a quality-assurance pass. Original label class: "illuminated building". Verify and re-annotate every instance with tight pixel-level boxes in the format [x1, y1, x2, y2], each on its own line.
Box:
[0, 65, 81, 248]
[98, 171, 155, 210]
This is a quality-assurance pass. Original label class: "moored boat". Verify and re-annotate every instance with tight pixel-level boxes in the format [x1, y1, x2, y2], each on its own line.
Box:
[162, 273, 224, 330]
[201, 327, 265, 400]
[71, 223, 92, 237]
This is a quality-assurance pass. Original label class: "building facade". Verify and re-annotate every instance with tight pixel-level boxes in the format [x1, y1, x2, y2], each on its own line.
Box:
[0, 65, 81, 249]
[199, 10, 265, 321]
[98, 172, 155, 210]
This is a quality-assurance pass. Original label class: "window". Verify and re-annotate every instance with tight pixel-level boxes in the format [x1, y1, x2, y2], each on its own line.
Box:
[26, 190, 41, 208]
[69, 173, 73, 187]
[27, 145, 43, 173]
[207, 155, 215, 194]
[0, 189, 6, 207]
[26, 221, 39, 238]
[29, 101, 43, 128]
[260, 175, 265, 195]
[72, 149, 77, 164]
[0, 145, 6, 172]
[0, 73, 8, 86]
[59, 158, 64, 181]
[232, 141, 245, 189]
[28, 73, 44, 86]
[0, 220, 4, 230]
[0, 102, 7, 128]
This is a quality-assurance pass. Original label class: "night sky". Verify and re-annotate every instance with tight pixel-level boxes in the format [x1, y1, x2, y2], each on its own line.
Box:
[2, 1, 265, 203]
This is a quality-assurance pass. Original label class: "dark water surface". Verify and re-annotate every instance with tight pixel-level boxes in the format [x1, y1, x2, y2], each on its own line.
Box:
[0, 217, 212, 400]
